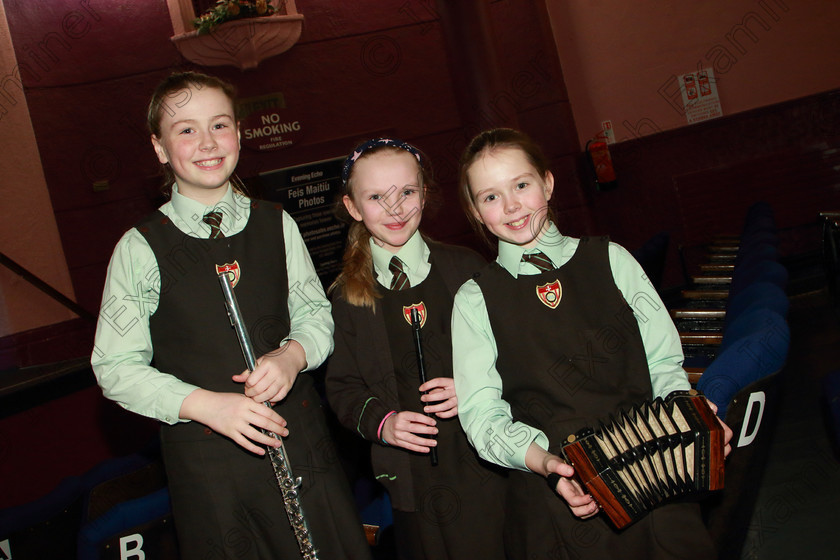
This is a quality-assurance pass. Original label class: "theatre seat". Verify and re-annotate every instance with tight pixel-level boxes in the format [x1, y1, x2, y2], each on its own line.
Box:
[705, 371, 782, 557]
[0, 476, 84, 559]
[729, 259, 788, 298]
[674, 202, 789, 384]
[720, 308, 786, 353]
[697, 310, 790, 419]
[77, 487, 177, 560]
[354, 476, 394, 547]
[79, 451, 167, 523]
[75, 441, 173, 559]
[723, 282, 789, 327]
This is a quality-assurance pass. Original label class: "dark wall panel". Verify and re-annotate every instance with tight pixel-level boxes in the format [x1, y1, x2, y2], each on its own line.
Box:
[5, 0, 179, 87]
[587, 89, 840, 287]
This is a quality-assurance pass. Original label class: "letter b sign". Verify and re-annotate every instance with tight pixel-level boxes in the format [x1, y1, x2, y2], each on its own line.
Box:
[120, 534, 145, 560]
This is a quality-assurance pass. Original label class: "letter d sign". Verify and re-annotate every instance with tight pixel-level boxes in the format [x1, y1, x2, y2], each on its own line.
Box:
[120, 534, 145, 560]
[737, 391, 766, 448]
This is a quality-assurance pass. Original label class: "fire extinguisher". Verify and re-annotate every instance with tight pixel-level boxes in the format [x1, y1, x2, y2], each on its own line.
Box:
[585, 139, 618, 191]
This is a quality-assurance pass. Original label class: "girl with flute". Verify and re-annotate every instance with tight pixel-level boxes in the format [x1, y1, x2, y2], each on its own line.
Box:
[451, 128, 733, 559]
[91, 71, 370, 560]
[325, 138, 508, 560]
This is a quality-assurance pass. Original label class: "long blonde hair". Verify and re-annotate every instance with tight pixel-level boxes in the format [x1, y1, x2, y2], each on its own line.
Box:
[330, 140, 434, 309]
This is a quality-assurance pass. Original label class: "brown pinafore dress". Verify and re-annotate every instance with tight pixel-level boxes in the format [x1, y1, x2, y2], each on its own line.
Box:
[474, 237, 715, 560]
[140, 202, 371, 560]
[378, 254, 508, 560]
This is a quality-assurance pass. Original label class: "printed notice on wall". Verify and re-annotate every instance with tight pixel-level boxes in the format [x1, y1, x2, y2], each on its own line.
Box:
[238, 93, 304, 152]
[259, 157, 347, 287]
[678, 68, 723, 124]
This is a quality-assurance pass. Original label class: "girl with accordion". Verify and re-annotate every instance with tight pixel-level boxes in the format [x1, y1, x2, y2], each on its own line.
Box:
[451, 128, 733, 559]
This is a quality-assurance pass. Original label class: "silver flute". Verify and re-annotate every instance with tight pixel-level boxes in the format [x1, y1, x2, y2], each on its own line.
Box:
[217, 272, 319, 560]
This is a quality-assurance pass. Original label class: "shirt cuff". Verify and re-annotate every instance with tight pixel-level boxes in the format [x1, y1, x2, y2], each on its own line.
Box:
[513, 430, 551, 471]
[651, 366, 692, 399]
[157, 382, 200, 424]
[285, 331, 322, 372]
[483, 422, 551, 471]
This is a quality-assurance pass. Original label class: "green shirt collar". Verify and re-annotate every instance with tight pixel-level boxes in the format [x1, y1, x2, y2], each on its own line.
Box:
[169, 183, 246, 237]
[370, 229, 428, 283]
[497, 222, 567, 277]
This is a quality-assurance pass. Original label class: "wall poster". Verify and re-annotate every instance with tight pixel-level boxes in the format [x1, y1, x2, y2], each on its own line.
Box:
[679, 68, 723, 125]
[260, 157, 347, 287]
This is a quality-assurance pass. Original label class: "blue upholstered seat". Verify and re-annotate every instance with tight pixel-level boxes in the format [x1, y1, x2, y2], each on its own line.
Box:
[0, 476, 84, 558]
[77, 487, 175, 560]
[698, 310, 790, 418]
[725, 282, 789, 325]
[730, 260, 788, 298]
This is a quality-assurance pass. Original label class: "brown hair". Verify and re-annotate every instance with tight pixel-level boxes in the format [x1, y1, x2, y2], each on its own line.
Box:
[330, 143, 435, 309]
[458, 128, 555, 247]
[147, 71, 241, 196]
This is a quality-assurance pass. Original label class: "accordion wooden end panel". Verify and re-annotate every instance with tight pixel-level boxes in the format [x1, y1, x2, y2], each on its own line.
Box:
[562, 390, 725, 529]
[563, 434, 636, 529]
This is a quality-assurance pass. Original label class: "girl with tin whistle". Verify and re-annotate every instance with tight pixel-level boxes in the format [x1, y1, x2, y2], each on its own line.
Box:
[326, 138, 508, 560]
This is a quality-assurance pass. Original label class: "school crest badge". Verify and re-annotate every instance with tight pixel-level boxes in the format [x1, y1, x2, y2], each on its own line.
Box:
[216, 261, 241, 288]
[402, 302, 427, 327]
[536, 280, 562, 309]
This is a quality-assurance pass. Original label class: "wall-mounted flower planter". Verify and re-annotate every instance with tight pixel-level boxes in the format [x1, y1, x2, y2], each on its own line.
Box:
[166, 0, 303, 70]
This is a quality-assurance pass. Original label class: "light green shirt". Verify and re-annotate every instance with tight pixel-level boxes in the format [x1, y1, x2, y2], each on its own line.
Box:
[451, 223, 689, 471]
[91, 184, 334, 424]
[369, 230, 431, 288]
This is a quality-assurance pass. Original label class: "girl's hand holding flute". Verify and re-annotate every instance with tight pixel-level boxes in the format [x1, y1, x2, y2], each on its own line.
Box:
[178, 389, 288, 455]
[232, 340, 307, 403]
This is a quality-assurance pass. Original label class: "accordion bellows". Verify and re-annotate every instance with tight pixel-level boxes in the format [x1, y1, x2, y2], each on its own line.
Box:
[561, 390, 725, 529]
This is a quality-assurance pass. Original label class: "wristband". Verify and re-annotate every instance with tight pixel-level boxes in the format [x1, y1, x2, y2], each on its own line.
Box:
[377, 410, 397, 445]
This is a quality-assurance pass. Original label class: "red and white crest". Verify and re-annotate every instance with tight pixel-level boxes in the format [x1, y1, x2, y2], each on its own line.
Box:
[535, 280, 562, 309]
[216, 261, 241, 288]
[402, 302, 427, 327]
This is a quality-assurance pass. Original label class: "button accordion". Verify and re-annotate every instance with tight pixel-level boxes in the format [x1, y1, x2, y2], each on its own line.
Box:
[561, 390, 725, 529]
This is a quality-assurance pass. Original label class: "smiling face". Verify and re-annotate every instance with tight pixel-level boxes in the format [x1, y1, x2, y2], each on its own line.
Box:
[151, 85, 240, 205]
[342, 149, 425, 254]
[466, 146, 554, 249]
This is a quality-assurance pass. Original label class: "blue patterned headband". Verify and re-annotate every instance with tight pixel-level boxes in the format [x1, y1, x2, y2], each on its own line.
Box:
[341, 138, 424, 186]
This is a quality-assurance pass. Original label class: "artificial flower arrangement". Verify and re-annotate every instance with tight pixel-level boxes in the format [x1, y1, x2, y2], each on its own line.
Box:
[193, 0, 277, 34]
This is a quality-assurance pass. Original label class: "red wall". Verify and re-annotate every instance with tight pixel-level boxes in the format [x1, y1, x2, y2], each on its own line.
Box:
[4, 0, 582, 317]
[547, 0, 840, 146]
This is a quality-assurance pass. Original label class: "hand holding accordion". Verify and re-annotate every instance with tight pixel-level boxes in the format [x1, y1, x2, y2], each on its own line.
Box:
[561, 390, 725, 529]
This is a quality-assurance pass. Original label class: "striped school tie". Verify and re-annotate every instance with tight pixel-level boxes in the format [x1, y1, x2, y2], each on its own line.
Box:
[389, 257, 410, 291]
[522, 250, 555, 272]
[203, 211, 225, 239]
